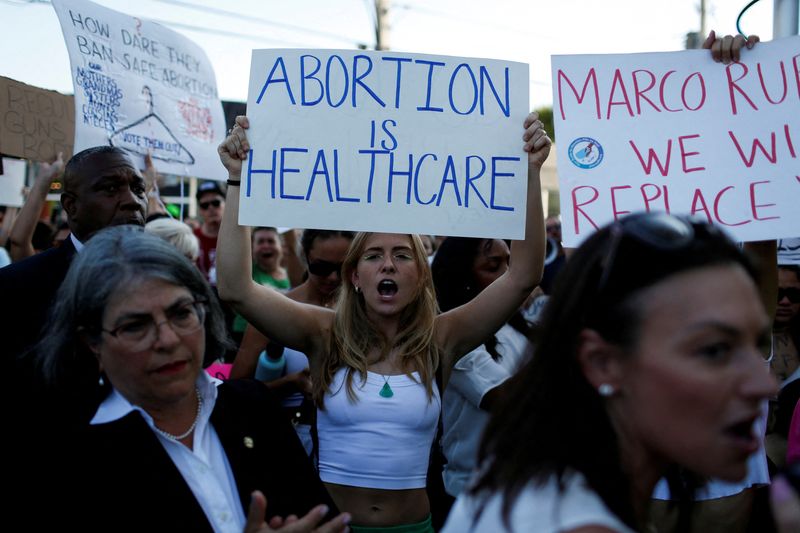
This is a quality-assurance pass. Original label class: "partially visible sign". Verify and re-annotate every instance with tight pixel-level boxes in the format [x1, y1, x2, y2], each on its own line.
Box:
[552, 36, 800, 246]
[0, 158, 27, 207]
[52, 0, 226, 179]
[778, 238, 800, 266]
[0, 77, 74, 162]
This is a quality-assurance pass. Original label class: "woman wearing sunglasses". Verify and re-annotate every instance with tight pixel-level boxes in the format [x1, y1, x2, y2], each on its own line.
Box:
[767, 264, 800, 475]
[232, 229, 355, 454]
[37, 226, 349, 532]
[772, 265, 800, 384]
[216, 112, 549, 531]
[441, 212, 778, 532]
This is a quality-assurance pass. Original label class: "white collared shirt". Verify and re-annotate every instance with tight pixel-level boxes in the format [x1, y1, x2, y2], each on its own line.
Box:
[69, 233, 84, 253]
[91, 373, 246, 533]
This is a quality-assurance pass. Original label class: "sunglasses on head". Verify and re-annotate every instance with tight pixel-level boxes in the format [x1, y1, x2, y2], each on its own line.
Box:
[308, 259, 343, 277]
[778, 287, 800, 303]
[199, 199, 221, 210]
[597, 213, 696, 293]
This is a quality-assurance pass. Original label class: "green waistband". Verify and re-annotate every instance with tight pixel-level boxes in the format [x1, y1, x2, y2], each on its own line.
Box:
[349, 514, 434, 533]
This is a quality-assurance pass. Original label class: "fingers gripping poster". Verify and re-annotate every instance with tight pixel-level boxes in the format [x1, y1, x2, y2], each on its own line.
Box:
[52, 0, 225, 179]
[552, 36, 800, 246]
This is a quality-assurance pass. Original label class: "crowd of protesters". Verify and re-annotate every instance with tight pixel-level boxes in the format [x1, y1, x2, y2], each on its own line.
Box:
[0, 32, 799, 533]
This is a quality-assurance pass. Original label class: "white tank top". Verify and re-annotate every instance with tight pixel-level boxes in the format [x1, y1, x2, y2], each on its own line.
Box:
[317, 367, 441, 489]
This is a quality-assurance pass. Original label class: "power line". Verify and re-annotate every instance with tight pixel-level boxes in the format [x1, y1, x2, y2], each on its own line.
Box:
[5, 0, 369, 48]
[148, 18, 320, 47]
[154, 0, 368, 47]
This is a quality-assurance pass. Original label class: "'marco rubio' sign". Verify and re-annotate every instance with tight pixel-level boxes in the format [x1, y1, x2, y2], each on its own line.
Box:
[552, 36, 800, 246]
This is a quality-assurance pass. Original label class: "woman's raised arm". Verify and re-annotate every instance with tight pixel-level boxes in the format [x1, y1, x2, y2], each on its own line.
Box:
[216, 116, 333, 357]
[435, 112, 549, 370]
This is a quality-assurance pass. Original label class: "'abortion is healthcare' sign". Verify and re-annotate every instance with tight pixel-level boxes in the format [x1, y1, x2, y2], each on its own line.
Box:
[242, 50, 530, 239]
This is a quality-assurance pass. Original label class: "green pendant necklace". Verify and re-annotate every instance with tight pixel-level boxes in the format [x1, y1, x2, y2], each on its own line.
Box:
[379, 375, 394, 398]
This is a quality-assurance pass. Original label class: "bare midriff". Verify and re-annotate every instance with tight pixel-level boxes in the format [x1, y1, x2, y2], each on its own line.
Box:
[324, 483, 430, 527]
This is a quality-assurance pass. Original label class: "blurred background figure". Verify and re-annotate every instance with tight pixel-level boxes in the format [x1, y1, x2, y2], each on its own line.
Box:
[145, 217, 200, 262]
[772, 264, 800, 384]
[230, 226, 290, 345]
[232, 229, 354, 455]
[430, 236, 536, 525]
[194, 180, 225, 285]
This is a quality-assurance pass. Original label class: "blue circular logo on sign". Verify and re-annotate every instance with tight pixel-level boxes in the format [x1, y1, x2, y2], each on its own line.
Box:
[568, 137, 604, 169]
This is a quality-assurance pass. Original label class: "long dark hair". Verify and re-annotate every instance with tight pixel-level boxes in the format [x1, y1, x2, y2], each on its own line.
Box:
[300, 229, 355, 257]
[469, 214, 758, 530]
[432, 237, 532, 360]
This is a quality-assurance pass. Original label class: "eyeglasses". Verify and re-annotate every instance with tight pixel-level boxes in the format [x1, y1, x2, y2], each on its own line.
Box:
[101, 300, 207, 351]
[307, 259, 343, 277]
[199, 199, 222, 210]
[597, 213, 696, 293]
[778, 287, 800, 303]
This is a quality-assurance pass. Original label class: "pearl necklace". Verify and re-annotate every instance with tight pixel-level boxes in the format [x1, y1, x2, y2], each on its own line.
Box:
[152, 388, 203, 441]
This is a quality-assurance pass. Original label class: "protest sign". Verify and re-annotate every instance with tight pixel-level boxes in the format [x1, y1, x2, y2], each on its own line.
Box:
[0, 77, 74, 162]
[243, 50, 529, 238]
[552, 36, 800, 246]
[778, 238, 800, 266]
[0, 158, 27, 207]
[51, 0, 226, 179]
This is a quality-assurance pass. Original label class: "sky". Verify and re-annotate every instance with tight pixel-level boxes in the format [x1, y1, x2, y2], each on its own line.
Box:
[0, 0, 783, 110]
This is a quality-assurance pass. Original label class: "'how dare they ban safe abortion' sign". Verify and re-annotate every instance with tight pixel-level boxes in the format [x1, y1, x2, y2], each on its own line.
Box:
[242, 50, 530, 239]
[52, 0, 226, 179]
[553, 36, 800, 247]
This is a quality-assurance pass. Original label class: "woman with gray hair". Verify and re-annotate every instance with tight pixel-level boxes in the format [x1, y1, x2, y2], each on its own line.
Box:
[37, 226, 349, 533]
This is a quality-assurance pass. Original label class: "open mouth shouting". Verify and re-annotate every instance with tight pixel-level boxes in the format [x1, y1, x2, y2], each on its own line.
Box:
[377, 279, 398, 300]
[723, 416, 760, 455]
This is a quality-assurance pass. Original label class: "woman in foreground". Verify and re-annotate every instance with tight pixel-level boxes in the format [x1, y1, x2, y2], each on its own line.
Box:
[442, 211, 778, 532]
[38, 226, 348, 532]
[216, 113, 549, 531]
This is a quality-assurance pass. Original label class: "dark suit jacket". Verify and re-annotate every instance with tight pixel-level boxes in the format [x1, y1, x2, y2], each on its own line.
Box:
[58, 379, 335, 532]
[2, 239, 80, 514]
[0, 236, 76, 360]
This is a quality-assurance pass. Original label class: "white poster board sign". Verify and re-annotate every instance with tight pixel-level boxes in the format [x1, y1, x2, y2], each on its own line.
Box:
[243, 50, 529, 238]
[552, 36, 800, 247]
[778, 238, 800, 266]
[0, 158, 27, 207]
[52, 0, 226, 179]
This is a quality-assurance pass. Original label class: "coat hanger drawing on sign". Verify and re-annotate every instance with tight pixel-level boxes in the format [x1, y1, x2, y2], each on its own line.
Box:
[110, 86, 196, 165]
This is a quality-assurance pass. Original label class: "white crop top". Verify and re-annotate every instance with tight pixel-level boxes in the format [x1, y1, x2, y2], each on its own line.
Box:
[317, 368, 441, 489]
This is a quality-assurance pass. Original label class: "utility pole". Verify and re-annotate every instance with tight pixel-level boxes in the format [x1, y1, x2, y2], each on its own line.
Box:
[375, 0, 390, 50]
[685, 0, 707, 49]
[773, 0, 799, 37]
[700, 0, 707, 37]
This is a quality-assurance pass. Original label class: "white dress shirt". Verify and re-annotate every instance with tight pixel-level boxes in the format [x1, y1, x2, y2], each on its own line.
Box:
[91, 373, 246, 533]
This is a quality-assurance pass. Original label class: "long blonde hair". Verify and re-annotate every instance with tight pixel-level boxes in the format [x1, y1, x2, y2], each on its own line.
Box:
[313, 233, 440, 408]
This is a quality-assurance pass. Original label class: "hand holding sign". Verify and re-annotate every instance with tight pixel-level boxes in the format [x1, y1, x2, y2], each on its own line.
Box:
[523, 112, 551, 169]
[703, 30, 760, 64]
[218, 115, 250, 179]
